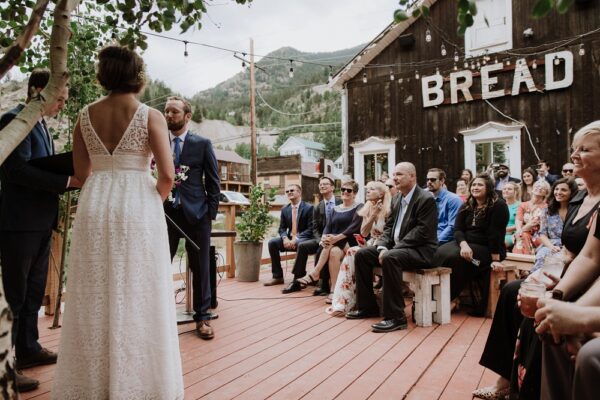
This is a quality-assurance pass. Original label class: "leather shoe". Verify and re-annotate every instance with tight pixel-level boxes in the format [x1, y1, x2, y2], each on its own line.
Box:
[345, 309, 380, 319]
[282, 280, 302, 294]
[196, 321, 215, 340]
[16, 347, 57, 369]
[371, 317, 408, 333]
[263, 277, 284, 286]
[16, 370, 39, 392]
[313, 287, 329, 296]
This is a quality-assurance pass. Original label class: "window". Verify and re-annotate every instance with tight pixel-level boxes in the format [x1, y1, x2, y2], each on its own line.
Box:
[464, 0, 512, 57]
[351, 137, 396, 202]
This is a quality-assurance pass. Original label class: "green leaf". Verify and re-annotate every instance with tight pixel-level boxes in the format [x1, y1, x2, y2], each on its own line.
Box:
[457, 24, 467, 36]
[468, 0, 477, 15]
[458, 0, 469, 10]
[556, 0, 575, 14]
[393, 10, 409, 22]
[532, 0, 552, 18]
[412, 8, 421, 18]
[421, 5, 430, 18]
[465, 13, 474, 27]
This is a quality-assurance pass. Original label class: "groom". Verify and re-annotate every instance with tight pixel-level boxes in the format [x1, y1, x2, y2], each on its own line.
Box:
[164, 96, 220, 340]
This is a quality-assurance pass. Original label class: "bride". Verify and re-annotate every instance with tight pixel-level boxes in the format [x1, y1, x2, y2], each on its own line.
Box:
[52, 46, 183, 399]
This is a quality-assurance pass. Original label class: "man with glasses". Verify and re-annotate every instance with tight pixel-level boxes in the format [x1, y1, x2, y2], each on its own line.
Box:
[265, 184, 314, 286]
[426, 168, 462, 245]
[348, 162, 438, 333]
[492, 163, 520, 196]
[561, 162, 575, 178]
[282, 177, 341, 294]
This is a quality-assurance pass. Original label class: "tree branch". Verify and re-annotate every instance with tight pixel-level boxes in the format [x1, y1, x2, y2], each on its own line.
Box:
[0, 0, 51, 79]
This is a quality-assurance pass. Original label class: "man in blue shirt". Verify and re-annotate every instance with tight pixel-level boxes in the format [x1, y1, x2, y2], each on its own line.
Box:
[426, 168, 462, 245]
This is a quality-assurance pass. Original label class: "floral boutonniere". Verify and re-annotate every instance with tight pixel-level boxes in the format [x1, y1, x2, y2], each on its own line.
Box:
[150, 160, 190, 203]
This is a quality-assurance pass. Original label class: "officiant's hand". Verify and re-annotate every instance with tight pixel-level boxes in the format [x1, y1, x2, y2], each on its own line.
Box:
[68, 176, 83, 188]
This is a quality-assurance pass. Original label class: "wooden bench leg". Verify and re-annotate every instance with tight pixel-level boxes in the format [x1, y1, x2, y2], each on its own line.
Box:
[433, 272, 451, 324]
[415, 274, 433, 327]
[487, 268, 517, 318]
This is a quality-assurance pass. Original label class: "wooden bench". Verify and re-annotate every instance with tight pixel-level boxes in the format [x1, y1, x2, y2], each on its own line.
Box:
[374, 267, 452, 327]
[486, 253, 536, 318]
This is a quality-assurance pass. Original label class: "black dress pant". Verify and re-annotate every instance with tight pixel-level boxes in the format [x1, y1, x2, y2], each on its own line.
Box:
[0, 229, 52, 359]
[479, 279, 524, 379]
[166, 208, 212, 322]
[292, 239, 319, 279]
[433, 241, 492, 316]
[355, 246, 431, 319]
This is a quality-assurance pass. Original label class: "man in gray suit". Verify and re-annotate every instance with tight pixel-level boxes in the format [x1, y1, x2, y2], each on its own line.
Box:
[347, 162, 438, 332]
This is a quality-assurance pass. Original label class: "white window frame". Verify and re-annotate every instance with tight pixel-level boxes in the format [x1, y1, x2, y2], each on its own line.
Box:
[351, 137, 396, 203]
[465, 0, 513, 57]
[460, 121, 522, 178]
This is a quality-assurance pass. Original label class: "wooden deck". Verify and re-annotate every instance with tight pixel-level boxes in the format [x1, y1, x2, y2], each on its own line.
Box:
[22, 269, 499, 399]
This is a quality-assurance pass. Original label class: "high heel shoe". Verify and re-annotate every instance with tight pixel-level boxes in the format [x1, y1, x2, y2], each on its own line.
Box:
[297, 273, 318, 288]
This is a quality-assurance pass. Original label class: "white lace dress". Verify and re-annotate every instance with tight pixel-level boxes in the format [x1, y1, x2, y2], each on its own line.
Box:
[52, 104, 184, 399]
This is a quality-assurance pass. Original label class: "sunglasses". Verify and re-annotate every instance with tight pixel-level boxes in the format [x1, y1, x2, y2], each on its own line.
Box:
[426, 177, 438, 182]
[285, 189, 296, 194]
[341, 188, 354, 193]
[562, 169, 573, 173]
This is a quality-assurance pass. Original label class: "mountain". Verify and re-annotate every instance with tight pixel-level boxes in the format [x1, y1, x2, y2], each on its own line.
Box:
[189, 45, 363, 157]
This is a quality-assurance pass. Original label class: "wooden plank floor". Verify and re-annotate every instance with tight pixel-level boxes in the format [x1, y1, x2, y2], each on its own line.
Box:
[21, 268, 499, 399]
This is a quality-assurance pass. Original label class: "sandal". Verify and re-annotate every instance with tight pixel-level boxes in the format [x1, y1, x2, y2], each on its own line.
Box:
[325, 307, 345, 317]
[325, 294, 333, 304]
[297, 274, 317, 288]
[472, 386, 509, 400]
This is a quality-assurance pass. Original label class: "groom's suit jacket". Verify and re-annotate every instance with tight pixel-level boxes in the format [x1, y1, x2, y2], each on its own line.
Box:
[0, 104, 69, 231]
[173, 131, 221, 224]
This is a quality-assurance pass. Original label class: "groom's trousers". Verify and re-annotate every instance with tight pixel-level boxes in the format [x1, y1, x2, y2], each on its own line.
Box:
[166, 209, 212, 322]
[0, 229, 51, 359]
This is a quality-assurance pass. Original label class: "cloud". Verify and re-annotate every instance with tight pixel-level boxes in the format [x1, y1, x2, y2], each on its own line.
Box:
[143, 0, 398, 96]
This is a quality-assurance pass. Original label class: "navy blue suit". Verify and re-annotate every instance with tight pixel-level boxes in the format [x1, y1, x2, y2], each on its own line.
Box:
[268, 201, 314, 279]
[165, 131, 220, 322]
[0, 104, 69, 359]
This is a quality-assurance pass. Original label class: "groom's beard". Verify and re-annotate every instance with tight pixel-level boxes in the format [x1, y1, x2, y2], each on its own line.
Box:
[167, 120, 186, 132]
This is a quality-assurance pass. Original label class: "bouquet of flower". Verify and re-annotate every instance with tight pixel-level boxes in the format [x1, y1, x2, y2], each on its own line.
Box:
[150, 160, 189, 203]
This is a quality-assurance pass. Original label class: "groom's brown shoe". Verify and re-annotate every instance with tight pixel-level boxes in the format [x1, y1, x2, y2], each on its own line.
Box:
[196, 321, 214, 340]
[16, 347, 57, 369]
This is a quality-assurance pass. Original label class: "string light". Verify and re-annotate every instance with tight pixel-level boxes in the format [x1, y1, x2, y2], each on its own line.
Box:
[579, 43, 585, 56]
[435, 67, 440, 75]
[463, 58, 469, 69]
[470, 60, 476, 70]
[425, 29, 432, 43]
[476, 60, 481, 68]
[328, 65, 333, 83]
[454, 50, 459, 62]
[415, 70, 420, 79]
[398, 77, 403, 83]
[241, 52, 246, 68]
[495, 57, 499, 64]
[289, 60, 294, 78]
[362, 72, 367, 83]
[505, 59, 511, 66]
[440, 43, 446, 56]
[389, 69, 395, 81]
[554, 55, 560, 65]
[532, 59, 537, 69]
[183, 40, 189, 63]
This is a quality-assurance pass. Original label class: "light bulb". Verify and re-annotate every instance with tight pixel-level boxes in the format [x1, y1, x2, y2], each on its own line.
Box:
[454, 50, 459, 62]
[532, 59, 537, 69]
[415, 70, 420, 80]
[441, 44, 446, 56]
[362, 72, 367, 83]
[184, 50, 189, 63]
[464, 60, 469, 69]
[425, 29, 431, 43]
[476, 60, 481, 68]
[399, 77, 403, 83]
[579, 44, 585, 56]
[436, 67, 440, 75]
[390, 70, 395, 81]
[554, 56, 560, 65]
[289, 60, 294, 78]
[470, 61, 475, 70]
[505, 59, 511, 66]
[453, 63, 458, 71]
[495, 57, 499, 64]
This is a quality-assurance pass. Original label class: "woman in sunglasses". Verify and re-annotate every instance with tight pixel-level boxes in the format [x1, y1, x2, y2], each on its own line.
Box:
[297, 180, 363, 296]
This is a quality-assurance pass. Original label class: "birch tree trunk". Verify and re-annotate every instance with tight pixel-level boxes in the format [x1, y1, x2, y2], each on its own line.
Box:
[0, 0, 80, 396]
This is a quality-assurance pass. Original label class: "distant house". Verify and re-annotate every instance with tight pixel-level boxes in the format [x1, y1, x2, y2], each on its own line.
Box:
[257, 154, 320, 203]
[214, 148, 251, 195]
[278, 136, 326, 163]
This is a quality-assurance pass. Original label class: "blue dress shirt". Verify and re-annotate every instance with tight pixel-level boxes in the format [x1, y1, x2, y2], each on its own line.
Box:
[435, 188, 463, 244]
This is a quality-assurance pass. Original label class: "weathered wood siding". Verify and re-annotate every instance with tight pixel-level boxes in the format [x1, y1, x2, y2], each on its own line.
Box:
[346, 0, 600, 185]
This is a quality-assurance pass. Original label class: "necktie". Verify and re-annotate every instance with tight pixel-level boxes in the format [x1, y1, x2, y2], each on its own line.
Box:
[42, 120, 54, 155]
[173, 137, 182, 166]
[325, 201, 333, 221]
[291, 205, 298, 238]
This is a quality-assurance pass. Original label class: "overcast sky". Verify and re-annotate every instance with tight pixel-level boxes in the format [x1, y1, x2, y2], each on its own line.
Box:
[143, 0, 399, 96]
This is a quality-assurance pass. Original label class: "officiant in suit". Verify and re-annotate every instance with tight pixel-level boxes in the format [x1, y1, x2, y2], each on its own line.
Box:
[163, 96, 220, 340]
[264, 184, 314, 286]
[0, 69, 81, 392]
[348, 162, 438, 333]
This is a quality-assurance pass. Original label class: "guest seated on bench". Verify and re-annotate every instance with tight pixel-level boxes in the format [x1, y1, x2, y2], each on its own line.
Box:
[264, 184, 313, 286]
[325, 181, 391, 317]
[433, 173, 509, 317]
[513, 180, 550, 255]
[502, 182, 521, 250]
[297, 180, 363, 296]
[347, 162, 438, 333]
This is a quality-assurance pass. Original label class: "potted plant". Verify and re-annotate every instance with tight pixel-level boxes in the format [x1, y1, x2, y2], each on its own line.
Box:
[234, 184, 275, 281]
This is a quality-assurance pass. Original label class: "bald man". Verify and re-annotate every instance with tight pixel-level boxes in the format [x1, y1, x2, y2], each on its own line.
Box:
[348, 162, 438, 332]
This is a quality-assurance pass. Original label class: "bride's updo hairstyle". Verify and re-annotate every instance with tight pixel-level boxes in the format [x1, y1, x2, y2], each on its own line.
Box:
[96, 45, 146, 93]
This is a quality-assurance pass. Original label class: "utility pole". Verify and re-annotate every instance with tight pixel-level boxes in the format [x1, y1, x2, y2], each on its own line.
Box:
[249, 38, 257, 185]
